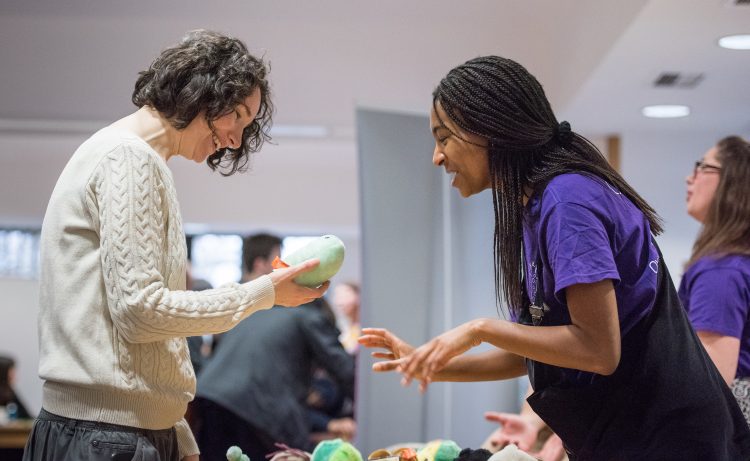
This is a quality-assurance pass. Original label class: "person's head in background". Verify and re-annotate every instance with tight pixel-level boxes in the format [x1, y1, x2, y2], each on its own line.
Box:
[687, 135, 750, 265]
[132, 29, 273, 174]
[332, 282, 360, 325]
[241, 233, 283, 282]
[0, 355, 16, 403]
[430, 55, 662, 312]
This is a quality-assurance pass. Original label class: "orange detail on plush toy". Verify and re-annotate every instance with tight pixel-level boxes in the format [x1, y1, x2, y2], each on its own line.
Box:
[272, 256, 290, 269]
[393, 448, 418, 461]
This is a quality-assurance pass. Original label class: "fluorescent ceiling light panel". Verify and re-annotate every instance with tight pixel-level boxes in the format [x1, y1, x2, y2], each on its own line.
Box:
[718, 34, 750, 50]
[641, 105, 690, 119]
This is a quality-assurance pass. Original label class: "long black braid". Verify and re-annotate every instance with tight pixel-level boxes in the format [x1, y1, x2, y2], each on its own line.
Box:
[433, 56, 663, 315]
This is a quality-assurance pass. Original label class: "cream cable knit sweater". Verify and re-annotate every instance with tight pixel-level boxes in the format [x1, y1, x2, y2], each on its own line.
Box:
[38, 127, 275, 457]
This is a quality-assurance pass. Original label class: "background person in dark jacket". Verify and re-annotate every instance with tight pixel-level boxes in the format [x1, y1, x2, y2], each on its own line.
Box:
[194, 233, 355, 461]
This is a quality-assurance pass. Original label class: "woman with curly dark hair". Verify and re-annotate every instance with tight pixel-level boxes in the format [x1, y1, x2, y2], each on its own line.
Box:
[360, 56, 750, 459]
[680, 136, 750, 423]
[24, 30, 328, 461]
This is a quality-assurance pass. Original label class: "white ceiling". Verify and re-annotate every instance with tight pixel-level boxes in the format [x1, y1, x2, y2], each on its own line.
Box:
[565, 0, 750, 136]
[0, 0, 650, 130]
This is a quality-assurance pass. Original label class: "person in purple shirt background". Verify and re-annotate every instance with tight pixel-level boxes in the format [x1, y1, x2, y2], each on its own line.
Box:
[359, 56, 750, 459]
[679, 135, 750, 424]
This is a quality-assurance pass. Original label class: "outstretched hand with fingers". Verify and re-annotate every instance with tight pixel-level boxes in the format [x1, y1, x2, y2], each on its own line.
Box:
[398, 321, 481, 392]
[482, 411, 539, 452]
[358, 328, 415, 373]
[268, 259, 329, 307]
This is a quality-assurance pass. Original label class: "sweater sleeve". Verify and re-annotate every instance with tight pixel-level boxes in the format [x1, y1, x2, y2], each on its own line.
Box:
[85, 145, 275, 344]
[174, 418, 200, 458]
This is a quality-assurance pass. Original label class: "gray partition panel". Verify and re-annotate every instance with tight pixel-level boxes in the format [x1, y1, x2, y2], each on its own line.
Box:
[356, 108, 440, 451]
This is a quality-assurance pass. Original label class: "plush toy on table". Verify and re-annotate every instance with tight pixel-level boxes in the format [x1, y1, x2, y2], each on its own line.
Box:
[452, 445, 536, 461]
[453, 447, 492, 461]
[271, 235, 346, 287]
[311, 438, 363, 461]
[392, 447, 418, 461]
[487, 445, 537, 461]
[226, 445, 250, 461]
[227, 442, 316, 461]
[267, 442, 313, 461]
[367, 446, 416, 461]
[369, 440, 460, 461]
[417, 440, 461, 461]
[367, 449, 392, 461]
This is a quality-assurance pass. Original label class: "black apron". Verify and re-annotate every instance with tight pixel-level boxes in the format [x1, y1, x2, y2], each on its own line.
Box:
[521, 244, 750, 460]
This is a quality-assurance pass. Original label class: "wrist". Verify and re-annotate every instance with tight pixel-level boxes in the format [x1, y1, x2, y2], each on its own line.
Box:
[520, 410, 547, 433]
[471, 318, 490, 344]
[524, 415, 545, 434]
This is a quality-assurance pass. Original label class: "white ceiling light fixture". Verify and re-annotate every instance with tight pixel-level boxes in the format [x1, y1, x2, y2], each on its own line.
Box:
[641, 105, 690, 119]
[718, 34, 750, 50]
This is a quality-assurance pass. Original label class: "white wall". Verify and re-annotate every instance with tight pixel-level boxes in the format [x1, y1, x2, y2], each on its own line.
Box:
[619, 131, 722, 283]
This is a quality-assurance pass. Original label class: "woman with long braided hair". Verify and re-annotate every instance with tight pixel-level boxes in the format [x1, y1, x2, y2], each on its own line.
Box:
[360, 56, 750, 459]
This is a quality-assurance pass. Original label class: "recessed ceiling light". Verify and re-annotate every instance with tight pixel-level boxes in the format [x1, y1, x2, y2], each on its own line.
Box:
[642, 105, 690, 119]
[718, 34, 750, 50]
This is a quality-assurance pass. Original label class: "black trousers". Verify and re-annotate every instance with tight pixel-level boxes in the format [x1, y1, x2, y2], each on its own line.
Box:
[22, 409, 178, 461]
[194, 397, 276, 461]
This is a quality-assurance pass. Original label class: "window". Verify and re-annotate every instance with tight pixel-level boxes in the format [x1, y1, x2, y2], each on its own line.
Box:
[189, 234, 244, 289]
[0, 229, 41, 279]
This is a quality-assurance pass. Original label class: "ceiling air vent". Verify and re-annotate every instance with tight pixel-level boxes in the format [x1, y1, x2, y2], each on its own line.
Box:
[653, 72, 704, 88]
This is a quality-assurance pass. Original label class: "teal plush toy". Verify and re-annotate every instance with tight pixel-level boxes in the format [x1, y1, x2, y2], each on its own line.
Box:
[417, 440, 461, 461]
[311, 438, 363, 461]
[226, 445, 250, 461]
[272, 235, 346, 288]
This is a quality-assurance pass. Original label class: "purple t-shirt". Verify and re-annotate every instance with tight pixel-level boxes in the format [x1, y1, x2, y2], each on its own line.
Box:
[678, 254, 750, 378]
[521, 173, 659, 386]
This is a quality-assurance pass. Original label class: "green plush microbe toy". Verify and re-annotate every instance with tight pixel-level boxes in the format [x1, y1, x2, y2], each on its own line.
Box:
[417, 440, 461, 461]
[226, 446, 248, 461]
[273, 235, 346, 288]
[311, 438, 363, 461]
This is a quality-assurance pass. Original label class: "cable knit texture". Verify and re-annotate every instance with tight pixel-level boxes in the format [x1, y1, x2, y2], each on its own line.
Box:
[38, 127, 275, 458]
